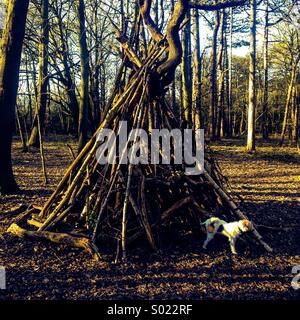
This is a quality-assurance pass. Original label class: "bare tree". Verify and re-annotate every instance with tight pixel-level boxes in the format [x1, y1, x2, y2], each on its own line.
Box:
[0, 0, 30, 194]
[262, 0, 269, 140]
[76, 0, 90, 153]
[192, 8, 202, 130]
[247, 0, 257, 152]
[28, 0, 50, 148]
[210, 10, 220, 141]
[181, 9, 192, 127]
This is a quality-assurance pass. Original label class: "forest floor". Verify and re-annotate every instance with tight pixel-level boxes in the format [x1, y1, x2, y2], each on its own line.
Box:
[0, 136, 300, 300]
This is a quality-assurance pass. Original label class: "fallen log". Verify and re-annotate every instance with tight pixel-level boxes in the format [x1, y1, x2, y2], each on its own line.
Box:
[7, 223, 100, 261]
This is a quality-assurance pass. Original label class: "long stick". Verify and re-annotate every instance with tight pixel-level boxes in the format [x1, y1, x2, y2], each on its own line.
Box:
[121, 164, 132, 260]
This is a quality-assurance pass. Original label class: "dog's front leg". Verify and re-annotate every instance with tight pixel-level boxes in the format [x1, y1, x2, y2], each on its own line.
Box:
[229, 237, 237, 255]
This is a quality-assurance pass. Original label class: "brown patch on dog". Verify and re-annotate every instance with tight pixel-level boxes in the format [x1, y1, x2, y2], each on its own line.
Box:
[242, 219, 252, 231]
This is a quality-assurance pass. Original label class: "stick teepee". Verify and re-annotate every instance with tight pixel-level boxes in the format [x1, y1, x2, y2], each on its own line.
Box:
[7, 0, 272, 260]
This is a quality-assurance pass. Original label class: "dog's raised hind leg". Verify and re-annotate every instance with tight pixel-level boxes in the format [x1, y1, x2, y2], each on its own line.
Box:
[203, 233, 214, 250]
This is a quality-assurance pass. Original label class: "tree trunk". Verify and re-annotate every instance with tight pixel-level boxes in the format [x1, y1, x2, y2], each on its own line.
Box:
[28, 0, 49, 148]
[181, 9, 192, 128]
[224, 31, 230, 137]
[227, 7, 233, 137]
[240, 109, 245, 135]
[170, 0, 176, 116]
[76, 0, 90, 153]
[216, 10, 226, 140]
[25, 53, 33, 125]
[294, 73, 300, 144]
[0, 0, 30, 194]
[210, 10, 220, 140]
[54, 7, 79, 133]
[247, 0, 257, 152]
[90, 0, 101, 128]
[291, 82, 298, 144]
[192, 8, 202, 130]
[280, 65, 298, 146]
[262, 0, 269, 140]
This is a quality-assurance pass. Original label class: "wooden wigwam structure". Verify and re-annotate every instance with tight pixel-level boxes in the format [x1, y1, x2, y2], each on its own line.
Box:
[7, 0, 272, 260]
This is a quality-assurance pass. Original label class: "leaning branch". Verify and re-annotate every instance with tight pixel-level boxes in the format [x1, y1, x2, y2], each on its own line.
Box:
[139, 0, 164, 42]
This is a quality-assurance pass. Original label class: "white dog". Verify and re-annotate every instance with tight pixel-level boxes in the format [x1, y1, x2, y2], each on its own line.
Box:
[201, 217, 253, 255]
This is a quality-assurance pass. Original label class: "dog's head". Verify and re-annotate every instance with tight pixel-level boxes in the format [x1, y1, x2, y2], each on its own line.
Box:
[238, 219, 254, 232]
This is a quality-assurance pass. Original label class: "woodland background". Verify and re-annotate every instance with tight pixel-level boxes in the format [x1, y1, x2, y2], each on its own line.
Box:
[0, 0, 299, 164]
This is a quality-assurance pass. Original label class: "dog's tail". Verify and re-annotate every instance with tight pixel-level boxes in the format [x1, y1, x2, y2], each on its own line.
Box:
[201, 217, 219, 226]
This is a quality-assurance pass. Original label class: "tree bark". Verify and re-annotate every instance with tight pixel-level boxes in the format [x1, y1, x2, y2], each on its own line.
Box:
[216, 10, 226, 140]
[227, 7, 233, 137]
[291, 82, 299, 144]
[28, 0, 49, 148]
[54, 6, 79, 132]
[90, 0, 101, 128]
[210, 10, 220, 141]
[181, 9, 192, 127]
[0, 0, 30, 194]
[280, 64, 298, 146]
[192, 8, 202, 130]
[247, 0, 257, 152]
[76, 0, 90, 153]
[295, 73, 300, 144]
[224, 30, 230, 137]
[262, 0, 269, 140]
